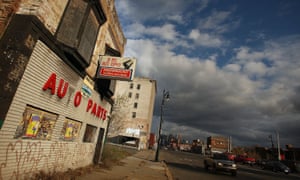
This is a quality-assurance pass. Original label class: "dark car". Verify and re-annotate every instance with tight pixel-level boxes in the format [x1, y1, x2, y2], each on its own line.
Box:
[204, 153, 237, 176]
[262, 161, 291, 174]
[281, 160, 299, 173]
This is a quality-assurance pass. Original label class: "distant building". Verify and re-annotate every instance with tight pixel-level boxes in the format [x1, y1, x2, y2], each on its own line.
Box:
[191, 139, 205, 154]
[107, 77, 156, 149]
[207, 136, 230, 153]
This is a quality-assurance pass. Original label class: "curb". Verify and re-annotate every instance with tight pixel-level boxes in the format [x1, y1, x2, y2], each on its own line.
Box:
[162, 161, 173, 180]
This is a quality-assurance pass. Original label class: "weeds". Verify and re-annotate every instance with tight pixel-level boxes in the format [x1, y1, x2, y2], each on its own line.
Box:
[31, 143, 135, 179]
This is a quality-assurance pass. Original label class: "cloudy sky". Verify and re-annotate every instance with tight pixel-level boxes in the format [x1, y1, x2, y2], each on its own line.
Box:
[114, 0, 300, 147]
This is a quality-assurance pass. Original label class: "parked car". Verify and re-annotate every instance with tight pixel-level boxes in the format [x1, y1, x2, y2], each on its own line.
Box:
[234, 155, 256, 166]
[262, 161, 291, 174]
[224, 152, 236, 161]
[204, 153, 237, 176]
[281, 160, 300, 173]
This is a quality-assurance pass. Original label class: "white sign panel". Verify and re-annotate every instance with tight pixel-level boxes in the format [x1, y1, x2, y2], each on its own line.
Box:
[125, 128, 140, 137]
[97, 56, 136, 81]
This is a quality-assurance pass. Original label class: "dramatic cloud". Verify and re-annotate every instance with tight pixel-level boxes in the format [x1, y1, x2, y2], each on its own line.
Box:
[115, 0, 300, 147]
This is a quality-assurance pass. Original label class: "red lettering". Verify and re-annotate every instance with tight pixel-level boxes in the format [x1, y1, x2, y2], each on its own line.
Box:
[57, 79, 69, 98]
[91, 103, 97, 115]
[96, 106, 102, 118]
[42, 73, 108, 120]
[42, 73, 56, 94]
[74, 91, 82, 107]
[102, 110, 107, 120]
[87, 99, 93, 112]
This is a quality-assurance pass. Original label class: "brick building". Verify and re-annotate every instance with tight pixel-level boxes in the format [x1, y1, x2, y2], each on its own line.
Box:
[0, 0, 125, 179]
[207, 136, 230, 153]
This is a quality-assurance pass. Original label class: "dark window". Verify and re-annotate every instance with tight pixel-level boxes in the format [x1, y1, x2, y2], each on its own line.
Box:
[132, 112, 136, 118]
[56, 0, 106, 68]
[83, 124, 97, 142]
[14, 105, 58, 140]
[128, 92, 132, 98]
[60, 118, 82, 141]
[137, 84, 141, 90]
[134, 102, 138, 108]
[135, 93, 139, 99]
[130, 83, 134, 89]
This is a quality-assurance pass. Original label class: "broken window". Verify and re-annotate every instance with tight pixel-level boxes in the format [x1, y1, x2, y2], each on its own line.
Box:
[14, 105, 58, 140]
[60, 118, 82, 141]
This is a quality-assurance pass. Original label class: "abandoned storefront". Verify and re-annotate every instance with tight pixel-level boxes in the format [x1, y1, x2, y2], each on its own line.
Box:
[0, 0, 125, 179]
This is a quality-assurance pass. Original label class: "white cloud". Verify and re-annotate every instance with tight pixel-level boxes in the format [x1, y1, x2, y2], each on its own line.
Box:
[147, 24, 178, 41]
[197, 10, 240, 34]
[188, 29, 223, 47]
[166, 14, 184, 24]
[235, 47, 266, 62]
[243, 61, 267, 77]
[224, 64, 241, 72]
[124, 23, 178, 41]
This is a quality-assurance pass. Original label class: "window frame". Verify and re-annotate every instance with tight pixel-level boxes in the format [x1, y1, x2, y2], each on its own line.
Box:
[14, 105, 58, 140]
[55, 0, 106, 69]
[132, 112, 136, 118]
[135, 93, 139, 99]
[83, 124, 97, 143]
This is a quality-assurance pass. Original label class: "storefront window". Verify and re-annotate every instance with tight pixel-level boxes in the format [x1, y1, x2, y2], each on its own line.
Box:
[83, 124, 97, 143]
[14, 106, 57, 140]
[60, 118, 82, 141]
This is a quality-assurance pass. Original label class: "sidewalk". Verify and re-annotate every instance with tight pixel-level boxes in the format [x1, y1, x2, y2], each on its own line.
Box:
[76, 150, 173, 180]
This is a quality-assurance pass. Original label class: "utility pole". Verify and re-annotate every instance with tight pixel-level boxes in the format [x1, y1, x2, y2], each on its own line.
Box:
[155, 90, 170, 162]
[277, 131, 281, 161]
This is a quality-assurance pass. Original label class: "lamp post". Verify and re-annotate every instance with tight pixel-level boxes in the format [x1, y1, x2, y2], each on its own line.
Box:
[276, 131, 281, 161]
[155, 89, 170, 162]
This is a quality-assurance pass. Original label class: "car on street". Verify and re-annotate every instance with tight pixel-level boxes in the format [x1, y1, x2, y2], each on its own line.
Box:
[281, 160, 300, 173]
[262, 161, 291, 174]
[234, 155, 256, 166]
[204, 153, 237, 176]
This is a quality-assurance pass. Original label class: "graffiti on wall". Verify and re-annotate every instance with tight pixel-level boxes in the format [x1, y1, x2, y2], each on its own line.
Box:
[0, 140, 94, 179]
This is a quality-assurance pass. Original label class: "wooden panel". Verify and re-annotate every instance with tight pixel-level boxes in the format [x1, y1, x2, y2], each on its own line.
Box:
[56, 0, 88, 47]
[78, 9, 99, 64]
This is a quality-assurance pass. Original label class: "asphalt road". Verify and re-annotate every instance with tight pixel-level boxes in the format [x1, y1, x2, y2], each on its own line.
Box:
[159, 149, 300, 180]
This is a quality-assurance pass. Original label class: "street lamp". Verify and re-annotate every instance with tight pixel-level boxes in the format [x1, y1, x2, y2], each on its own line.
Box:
[155, 89, 170, 162]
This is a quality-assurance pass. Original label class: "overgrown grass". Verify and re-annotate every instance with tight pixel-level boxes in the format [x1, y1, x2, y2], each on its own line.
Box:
[100, 143, 137, 169]
[32, 143, 135, 179]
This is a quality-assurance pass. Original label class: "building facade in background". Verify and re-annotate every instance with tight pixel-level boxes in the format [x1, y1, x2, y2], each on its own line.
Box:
[108, 77, 157, 150]
[0, 0, 125, 179]
[207, 136, 230, 153]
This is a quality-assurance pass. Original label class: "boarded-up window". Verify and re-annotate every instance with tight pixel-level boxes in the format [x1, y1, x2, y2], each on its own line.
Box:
[60, 118, 82, 141]
[56, 0, 105, 66]
[78, 9, 99, 64]
[83, 124, 97, 142]
[14, 106, 57, 140]
[56, 0, 88, 47]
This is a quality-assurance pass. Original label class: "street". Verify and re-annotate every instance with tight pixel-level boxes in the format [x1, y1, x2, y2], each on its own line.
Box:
[159, 150, 300, 180]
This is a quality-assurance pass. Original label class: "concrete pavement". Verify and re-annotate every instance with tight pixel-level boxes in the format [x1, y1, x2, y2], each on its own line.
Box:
[76, 150, 173, 180]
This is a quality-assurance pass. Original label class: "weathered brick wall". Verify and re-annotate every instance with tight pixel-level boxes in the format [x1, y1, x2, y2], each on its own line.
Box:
[0, 0, 20, 38]
[16, 0, 68, 34]
[1, 0, 67, 37]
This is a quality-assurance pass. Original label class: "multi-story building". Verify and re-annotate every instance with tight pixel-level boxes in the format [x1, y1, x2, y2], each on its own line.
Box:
[207, 136, 230, 153]
[108, 77, 157, 150]
[0, 0, 126, 179]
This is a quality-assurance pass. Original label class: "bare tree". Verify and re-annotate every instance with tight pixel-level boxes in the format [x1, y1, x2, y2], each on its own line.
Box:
[107, 94, 131, 138]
